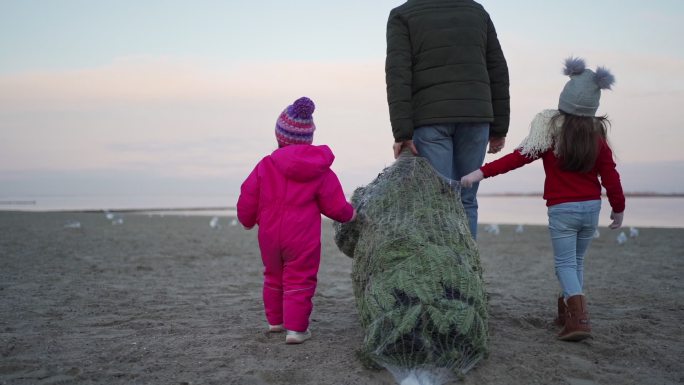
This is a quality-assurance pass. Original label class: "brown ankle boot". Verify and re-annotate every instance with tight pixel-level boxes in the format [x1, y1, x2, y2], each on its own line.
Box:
[558, 295, 591, 341]
[554, 296, 566, 326]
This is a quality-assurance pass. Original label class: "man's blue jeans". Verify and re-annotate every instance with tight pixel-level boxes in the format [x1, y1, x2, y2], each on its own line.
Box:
[547, 200, 601, 298]
[412, 123, 490, 239]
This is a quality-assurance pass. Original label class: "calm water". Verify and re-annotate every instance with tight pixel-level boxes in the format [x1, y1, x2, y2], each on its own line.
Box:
[476, 196, 683, 228]
[0, 194, 682, 228]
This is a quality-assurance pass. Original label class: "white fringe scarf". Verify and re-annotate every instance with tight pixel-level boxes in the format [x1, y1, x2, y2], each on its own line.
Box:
[516, 109, 563, 158]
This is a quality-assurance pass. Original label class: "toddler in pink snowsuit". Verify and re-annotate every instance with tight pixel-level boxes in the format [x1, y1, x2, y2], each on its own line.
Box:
[237, 97, 356, 344]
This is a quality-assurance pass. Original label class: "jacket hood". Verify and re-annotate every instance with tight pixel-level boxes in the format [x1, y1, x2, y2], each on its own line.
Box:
[270, 144, 335, 182]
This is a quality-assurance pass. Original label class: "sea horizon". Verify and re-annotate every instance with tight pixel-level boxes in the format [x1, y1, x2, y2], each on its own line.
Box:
[1, 193, 682, 228]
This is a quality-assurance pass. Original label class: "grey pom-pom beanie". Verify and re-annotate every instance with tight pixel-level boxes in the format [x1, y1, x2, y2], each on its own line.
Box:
[558, 57, 615, 117]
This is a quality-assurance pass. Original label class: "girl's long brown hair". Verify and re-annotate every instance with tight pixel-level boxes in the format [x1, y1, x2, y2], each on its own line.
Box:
[552, 111, 611, 173]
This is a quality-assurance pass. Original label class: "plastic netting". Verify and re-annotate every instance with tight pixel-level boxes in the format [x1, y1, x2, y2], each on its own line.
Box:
[334, 153, 488, 384]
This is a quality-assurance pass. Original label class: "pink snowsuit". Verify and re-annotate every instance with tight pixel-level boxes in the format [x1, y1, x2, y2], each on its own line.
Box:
[237, 144, 354, 332]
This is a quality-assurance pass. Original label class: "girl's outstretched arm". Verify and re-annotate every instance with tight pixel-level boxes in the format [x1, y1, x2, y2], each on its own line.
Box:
[468, 149, 539, 188]
[461, 169, 484, 188]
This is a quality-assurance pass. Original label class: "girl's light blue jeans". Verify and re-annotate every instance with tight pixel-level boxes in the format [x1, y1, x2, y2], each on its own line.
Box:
[547, 200, 601, 298]
[412, 123, 490, 239]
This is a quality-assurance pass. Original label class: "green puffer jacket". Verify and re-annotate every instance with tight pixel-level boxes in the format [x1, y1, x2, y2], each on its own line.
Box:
[386, 0, 510, 141]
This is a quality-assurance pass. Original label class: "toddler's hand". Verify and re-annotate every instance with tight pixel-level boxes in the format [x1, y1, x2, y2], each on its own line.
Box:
[460, 169, 484, 188]
[243, 225, 253, 230]
[350, 209, 357, 222]
[609, 211, 624, 229]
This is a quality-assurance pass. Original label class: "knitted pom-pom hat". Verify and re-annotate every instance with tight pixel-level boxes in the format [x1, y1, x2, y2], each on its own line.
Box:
[558, 57, 615, 117]
[275, 97, 316, 147]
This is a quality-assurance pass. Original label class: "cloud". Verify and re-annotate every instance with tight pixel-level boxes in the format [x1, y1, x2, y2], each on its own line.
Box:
[0, 56, 231, 109]
[495, 40, 684, 165]
[0, 56, 391, 184]
[1, 52, 683, 196]
[0, 56, 385, 109]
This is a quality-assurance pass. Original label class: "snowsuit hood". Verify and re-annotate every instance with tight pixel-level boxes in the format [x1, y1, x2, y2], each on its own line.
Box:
[270, 144, 335, 182]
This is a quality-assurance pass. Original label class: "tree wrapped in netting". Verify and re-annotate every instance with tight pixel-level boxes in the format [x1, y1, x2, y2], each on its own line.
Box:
[334, 153, 488, 384]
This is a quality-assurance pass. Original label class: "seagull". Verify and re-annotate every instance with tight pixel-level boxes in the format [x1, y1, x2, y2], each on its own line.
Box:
[484, 224, 500, 235]
[210, 216, 221, 229]
[230, 218, 238, 226]
[629, 227, 639, 238]
[616, 231, 627, 245]
[515, 224, 524, 234]
[64, 221, 81, 229]
[104, 211, 114, 220]
[112, 217, 124, 226]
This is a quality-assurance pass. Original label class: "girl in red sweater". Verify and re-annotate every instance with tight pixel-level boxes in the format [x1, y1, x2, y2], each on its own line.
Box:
[461, 57, 625, 342]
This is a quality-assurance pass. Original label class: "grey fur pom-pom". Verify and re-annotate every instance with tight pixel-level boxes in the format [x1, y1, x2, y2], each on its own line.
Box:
[563, 57, 586, 76]
[595, 66, 615, 90]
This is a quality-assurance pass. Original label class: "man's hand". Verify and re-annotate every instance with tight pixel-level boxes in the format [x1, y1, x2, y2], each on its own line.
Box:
[488, 136, 506, 154]
[609, 211, 624, 229]
[393, 140, 418, 159]
[460, 169, 484, 188]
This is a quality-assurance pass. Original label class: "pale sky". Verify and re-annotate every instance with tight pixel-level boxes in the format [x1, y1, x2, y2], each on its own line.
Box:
[1, 0, 683, 202]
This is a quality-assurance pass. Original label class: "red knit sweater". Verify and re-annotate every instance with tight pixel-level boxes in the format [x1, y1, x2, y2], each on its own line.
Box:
[480, 139, 625, 213]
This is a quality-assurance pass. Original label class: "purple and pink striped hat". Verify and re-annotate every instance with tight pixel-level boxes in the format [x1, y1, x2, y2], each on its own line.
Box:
[275, 97, 316, 147]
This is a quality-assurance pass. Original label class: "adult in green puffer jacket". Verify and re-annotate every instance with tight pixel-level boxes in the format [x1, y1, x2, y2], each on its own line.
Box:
[386, 0, 509, 239]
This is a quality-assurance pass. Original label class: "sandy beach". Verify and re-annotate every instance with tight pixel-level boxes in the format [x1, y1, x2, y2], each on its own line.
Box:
[0, 211, 682, 385]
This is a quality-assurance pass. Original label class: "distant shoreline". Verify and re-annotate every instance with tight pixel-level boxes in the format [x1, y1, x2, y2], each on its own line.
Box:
[0, 206, 234, 213]
[479, 192, 684, 198]
[1, 206, 681, 228]
[1, 192, 683, 214]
